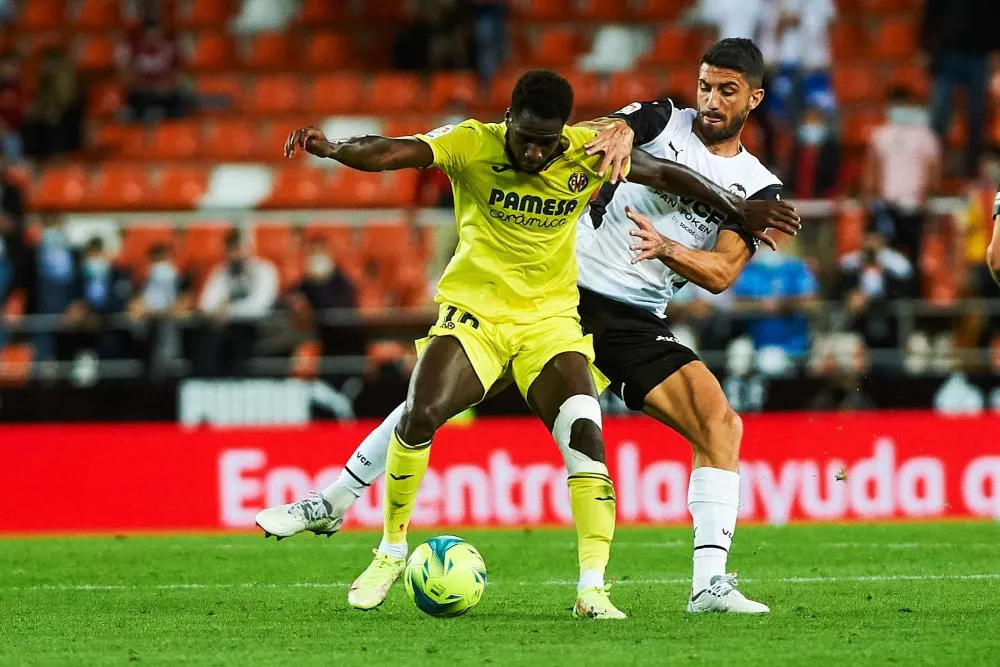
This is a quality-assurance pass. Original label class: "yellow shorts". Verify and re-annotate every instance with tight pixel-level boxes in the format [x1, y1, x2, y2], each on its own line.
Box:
[415, 303, 610, 400]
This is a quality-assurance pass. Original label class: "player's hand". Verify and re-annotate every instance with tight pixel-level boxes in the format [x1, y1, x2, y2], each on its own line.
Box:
[739, 199, 801, 250]
[284, 126, 328, 158]
[585, 120, 633, 184]
[626, 206, 669, 264]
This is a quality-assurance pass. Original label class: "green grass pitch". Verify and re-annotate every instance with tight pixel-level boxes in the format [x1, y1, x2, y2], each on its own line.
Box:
[3, 522, 999, 666]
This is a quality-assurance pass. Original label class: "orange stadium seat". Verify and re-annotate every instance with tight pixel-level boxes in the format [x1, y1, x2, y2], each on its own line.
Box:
[862, 0, 913, 13]
[367, 73, 424, 114]
[835, 204, 866, 257]
[189, 33, 237, 72]
[833, 63, 882, 104]
[87, 82, 124, 119]
[830, 21, 869, 60]
[90, 164, 150, 210]
[245, 33, 295, 70]
[530, 27, 586, 68]
[307, 74, 365, 114]
[305, 222, 355, 260]
[194, 75, 245, 112]
[254, 121, 307, 161]
[870, 19, 917, 59]
[842, 108, 884, 148]
[252, 223, 297, 271]
[150, 122, 201, 160]
[76, 35, 116, 72]
[513, 0, 572, 21]
[642, 27, 698, 66]
[32, 166, 90, 212]
[629, 0, 685, 21]
[176, 224, 230, 280]
[383, 117, 433, 137]
[663, 68, 698, 101]
[202, 119, 257, 160]
[360, 221, 412, 267]
[75, 0, 121, 29]
[488, 70, 525, 110]
[328, 171, 418, 208]
[428, 72, 479, 111]
[579, 0, 629, 22]
[119, 225, 177, 272]
[181, 0, 236, 28]
[249, 75, 302, 115]
[265, 165, 330, 208]
[157, 166, 209, 209]
[297, 0, 351, 24]
[0, 344, 34, 387]
[564, 72, 604, 111]
[357, 0, 411, 22]
[17, 0, 66, 30]
[302, 32, 355, 70]
[608, 72, 665, 106]
[91, 123, 145, 157]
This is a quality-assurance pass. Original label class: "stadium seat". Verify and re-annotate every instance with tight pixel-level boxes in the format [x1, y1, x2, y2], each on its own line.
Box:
[75, 0, 121, 29]
[176, 224, 230, 281]
[662, 68, 699, 101]
[252, 223, 302, 288]
[157, 167, 209, 209]
[76, 35, 116, 72]
[512, 0, 572, 21]
[91, 123, 146, 157]
[367, 73, 424, 114]
[244, 33, 295, 70]
[608, 72, 665, 106]
[305, 222, 356, 261]
[180, 0, 236, 28]
[870, 19, 917, 59]
[564, 72, 604, 111]
[360, 221, 414, 269]
[862, 0, 913, 13]
[119, 225, 177, 273]
[0, 344, 34, 387]
[842, 108, 884, 148]
[87, 82, 123, 119]
[830, 21, 868, 60]
[327, 171, 418, 208]
[381, 117, 432, 138]
[641, 27, 698, 66]
[249, 75, 302, 115]
[529, 27, 586, 68]
[835, 204, 866, 256]
[201, 119, 258, 161]
[578, 0, 629, 22]
[357, 0, 411, 22]
[832, 63, 882, 104]
[254, 121, 307, 162]
[17, 0, 65, 30]
[90, 164, 151, 210]
[264, 165, 330, 208]
[32, 166, 90, 212]
[428, 72, 479, 111]
[629, 0, 685, 21]
[194, 75, 245, 113]
[188, 33, 237, 72]
[488, 70, 526, 110]
[307, 74, 365, 114]
[150, 122, 201, 160]
[297, 0, 351, 24]
[301, 32, 355, 70]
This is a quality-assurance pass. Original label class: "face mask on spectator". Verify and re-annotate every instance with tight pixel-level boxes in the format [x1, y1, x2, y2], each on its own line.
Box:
[797, 123, 828, 145]
[42, 228, 65, 248]
[888, 105, 928, 127]
[228, 259, 245, 274]
[150, 260, 176, 284]
[85, 257, 109, 279]
[308, 254, 333, 279]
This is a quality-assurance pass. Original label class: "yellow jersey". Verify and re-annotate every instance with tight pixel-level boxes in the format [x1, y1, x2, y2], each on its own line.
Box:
[415, 119, 622, 324]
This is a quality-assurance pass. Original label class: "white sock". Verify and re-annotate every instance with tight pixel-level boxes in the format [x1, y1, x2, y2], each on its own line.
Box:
[688, 467, 740, 593]
[578, 568, 604, 592]
[377, 536, 408, 560]
[321, 402, 403, 513]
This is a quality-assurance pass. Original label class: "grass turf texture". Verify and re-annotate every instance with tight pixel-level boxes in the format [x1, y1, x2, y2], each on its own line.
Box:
[3, 523, 999, 666]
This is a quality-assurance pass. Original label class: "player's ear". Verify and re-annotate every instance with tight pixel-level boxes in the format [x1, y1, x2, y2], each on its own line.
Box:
[504, 108, 511, 123]
[748, 88, 765, 112]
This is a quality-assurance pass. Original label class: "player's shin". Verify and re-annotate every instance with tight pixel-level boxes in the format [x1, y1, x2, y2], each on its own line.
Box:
[321, 402, 401, 514]
[380, 428, 431, 558]
[688, 466, 740, 591]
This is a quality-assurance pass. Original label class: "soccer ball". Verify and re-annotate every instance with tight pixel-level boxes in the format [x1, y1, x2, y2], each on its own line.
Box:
[404, 535, 487, 618]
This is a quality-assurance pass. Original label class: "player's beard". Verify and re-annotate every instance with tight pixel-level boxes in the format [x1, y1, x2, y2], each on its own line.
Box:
[695, 106, 750, 145]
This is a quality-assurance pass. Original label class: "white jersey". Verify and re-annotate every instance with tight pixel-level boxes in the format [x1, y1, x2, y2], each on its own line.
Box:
[576, 99, 782, 318]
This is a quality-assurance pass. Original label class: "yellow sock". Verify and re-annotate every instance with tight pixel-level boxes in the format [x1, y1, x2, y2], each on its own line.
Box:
[383, 429, 431, 545]
[568, 472, 617, 582]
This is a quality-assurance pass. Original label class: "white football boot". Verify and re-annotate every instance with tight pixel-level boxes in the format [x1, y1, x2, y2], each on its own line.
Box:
[687, 574, 770, 614]
[573, 585, 628, 620]
[255, 492, 342, 539]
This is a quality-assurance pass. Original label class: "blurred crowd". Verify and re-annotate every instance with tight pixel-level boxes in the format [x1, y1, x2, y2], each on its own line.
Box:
[1, 0, 1000, 385]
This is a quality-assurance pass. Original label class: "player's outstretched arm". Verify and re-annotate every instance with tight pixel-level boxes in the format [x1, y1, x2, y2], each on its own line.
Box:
[284, 126, 433, 172]
[989, 190, 1000, 287]
[626, 148, 801, 248]
[626, 206, 750, 294]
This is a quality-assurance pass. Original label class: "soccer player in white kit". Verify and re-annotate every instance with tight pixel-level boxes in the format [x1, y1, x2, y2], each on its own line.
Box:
[258, 38, 794, 614]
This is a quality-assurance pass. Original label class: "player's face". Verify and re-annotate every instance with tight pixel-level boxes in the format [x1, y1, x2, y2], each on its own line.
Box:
[505, 110, 565, 173]
[695, 64, 764, 144]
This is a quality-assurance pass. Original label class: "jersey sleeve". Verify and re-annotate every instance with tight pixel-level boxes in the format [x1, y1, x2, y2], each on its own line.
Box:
[414, 119, 483, 176]
[610, 99, 674, 146]
[719, 184, 784, 257]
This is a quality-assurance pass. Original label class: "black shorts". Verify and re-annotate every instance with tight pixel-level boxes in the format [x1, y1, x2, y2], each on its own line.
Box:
[578, 287, 700, 411]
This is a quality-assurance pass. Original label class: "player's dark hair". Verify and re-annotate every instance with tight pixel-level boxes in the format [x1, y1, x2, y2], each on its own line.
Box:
[224, 228, 242, 250]
[510, 70, 574, 124]
[85, 237, 104, 253]
[983, 143, 1000, 161]
[887, 85, 917, 104]
[701, 38, 765, 89]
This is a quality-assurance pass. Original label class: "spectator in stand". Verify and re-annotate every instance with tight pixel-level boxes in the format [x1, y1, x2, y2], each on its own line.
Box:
[921, 0, 1000, 177]
[687, 0, 763, 42]
[472, 0, 508, 81]
[0, 50, 24, 161]
[786, 104, 841, 198]
[731, 236, 819, 376]
[24, 214, 81, 364]
[127, 243, 193, 378]
[393, 0, 473, 72]
[668, 283, 736, 356]
[290, 235, 364, 359]
[862, 86, 942, 280]
[22, 46, 84, 161]
[115, 17, 186, 122]
[837, 228, 915, 357]
[0, 212, 17, 350]
[195, 229, 278, 377]
[73, 237, 133, 359]
[957, 145, 1000, 350]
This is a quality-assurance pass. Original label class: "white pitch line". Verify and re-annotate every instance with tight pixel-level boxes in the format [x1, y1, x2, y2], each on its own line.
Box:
[5, 572, 1000, 593]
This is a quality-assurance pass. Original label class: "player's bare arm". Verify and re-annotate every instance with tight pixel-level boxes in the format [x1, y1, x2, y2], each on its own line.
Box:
[626, 206, 750, 294]
[626, 148, 800, 249]
[284, 126, 433, 171]
[989, 190, 1000, 286]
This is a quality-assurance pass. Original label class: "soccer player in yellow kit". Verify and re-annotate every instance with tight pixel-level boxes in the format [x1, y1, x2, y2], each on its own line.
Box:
[284, 70, 796, 618]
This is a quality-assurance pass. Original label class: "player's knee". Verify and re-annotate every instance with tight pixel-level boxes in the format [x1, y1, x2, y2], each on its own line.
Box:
[697, 405, 742, 466]
[552, 394, 607, 474]
[399, 402, 448, 443]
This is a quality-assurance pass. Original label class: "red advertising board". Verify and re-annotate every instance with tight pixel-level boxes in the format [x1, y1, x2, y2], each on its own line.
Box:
[1, 412, 999, 533]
